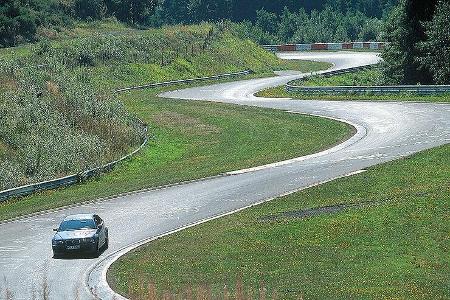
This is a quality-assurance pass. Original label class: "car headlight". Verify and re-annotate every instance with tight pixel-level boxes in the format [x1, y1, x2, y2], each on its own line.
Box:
[52, 239, 64, 245]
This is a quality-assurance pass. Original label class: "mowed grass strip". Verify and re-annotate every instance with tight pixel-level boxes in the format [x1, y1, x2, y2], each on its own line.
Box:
[257, 68, 450, 103]
[0, 87, 351, 221]
[108, 144, 450, 300]
[297, 67, 381, 86]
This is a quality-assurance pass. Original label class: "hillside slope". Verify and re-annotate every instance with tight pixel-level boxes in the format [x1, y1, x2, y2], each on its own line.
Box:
[0, 23, 329, 191]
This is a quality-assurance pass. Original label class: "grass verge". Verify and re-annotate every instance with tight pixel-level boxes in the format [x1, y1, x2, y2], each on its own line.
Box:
[108, 144, 450, 300]
[257, 68, 450, 103]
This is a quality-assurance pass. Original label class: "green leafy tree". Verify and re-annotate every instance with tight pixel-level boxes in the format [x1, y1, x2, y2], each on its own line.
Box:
[105, 0, 157, 25]
[0, 0, 38, 47]
[156, 0, 189, 24]
[381, 0, 438, 84]
[358, 18, 383, 41]
[74, 0, 106, 20]
[188, 0, 233, 23]
[277, 7, 299, 42]
[255, 9, 278, 35]
[381, 2, 412, 84]
[419, 0, 450, 84]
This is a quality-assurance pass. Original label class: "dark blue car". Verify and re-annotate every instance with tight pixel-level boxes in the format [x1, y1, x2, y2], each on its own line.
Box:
[52, 214, 109, 257]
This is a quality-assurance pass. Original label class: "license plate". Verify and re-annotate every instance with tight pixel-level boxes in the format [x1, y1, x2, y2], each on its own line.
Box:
[67, 245, 80, 250]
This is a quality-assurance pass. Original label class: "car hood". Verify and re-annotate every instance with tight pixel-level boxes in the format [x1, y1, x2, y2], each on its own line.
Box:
[53, 229, 97, 240]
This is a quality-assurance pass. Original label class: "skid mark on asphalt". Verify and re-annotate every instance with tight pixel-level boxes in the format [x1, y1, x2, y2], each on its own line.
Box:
[0, 246, 27, 252]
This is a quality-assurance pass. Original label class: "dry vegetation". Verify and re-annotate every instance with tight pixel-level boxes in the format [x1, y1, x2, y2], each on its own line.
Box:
[0, 62, 145, 190]
[0, 24, 222, 191]
[124, 277, 287, 300]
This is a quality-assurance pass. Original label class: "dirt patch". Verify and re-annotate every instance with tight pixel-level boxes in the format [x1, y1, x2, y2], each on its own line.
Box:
[152, 111, 220, 135]
[0, 140, 11, 159]
[46, 81, 60, 96]
[0, 77, 18, 91]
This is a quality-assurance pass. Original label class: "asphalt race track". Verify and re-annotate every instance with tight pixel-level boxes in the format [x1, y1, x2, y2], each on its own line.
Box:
[0, 51, 449, 300]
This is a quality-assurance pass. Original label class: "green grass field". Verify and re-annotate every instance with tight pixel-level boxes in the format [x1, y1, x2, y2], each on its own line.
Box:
[257, 68, 450, 103]
[109, 144, 450, 300]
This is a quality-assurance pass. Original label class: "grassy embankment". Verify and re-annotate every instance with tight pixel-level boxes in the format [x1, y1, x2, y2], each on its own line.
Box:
[257, 67, 450, 103]
[0, 23, 342, 221]
[109, 144, 450, 300]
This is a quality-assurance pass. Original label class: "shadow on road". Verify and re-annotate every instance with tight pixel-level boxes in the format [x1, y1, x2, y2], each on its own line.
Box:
[53, 243, 109, 260]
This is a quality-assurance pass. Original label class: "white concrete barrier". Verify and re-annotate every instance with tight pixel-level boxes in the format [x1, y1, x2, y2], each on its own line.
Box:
[263, 42, 386, 52]
[328, 43, 343, 50]
[296, 44, 312, 51]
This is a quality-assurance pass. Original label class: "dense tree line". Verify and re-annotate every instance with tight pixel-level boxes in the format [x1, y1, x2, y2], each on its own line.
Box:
[382, 0, 450, 84]
[1, 0, 396, 47]
[230, 7, 384, 44]
[0, 0, 157, 47]
[152, 0, 397, 25]
[0, 0, 71, 47]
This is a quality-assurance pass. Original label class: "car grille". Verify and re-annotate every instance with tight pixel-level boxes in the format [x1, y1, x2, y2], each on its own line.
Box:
[65, 239, 81, 246]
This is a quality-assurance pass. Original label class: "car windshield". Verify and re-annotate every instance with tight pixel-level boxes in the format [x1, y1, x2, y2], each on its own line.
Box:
[58, 219, 96, 231]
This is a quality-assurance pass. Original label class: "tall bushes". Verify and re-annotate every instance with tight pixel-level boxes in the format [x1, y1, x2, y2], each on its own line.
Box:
[0, 57, 144, 190]
[1, 0, 397, 48]
[0, 24, 222, 190]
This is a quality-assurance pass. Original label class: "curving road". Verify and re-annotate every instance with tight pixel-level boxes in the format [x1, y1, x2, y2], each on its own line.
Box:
[0, 51, 449, 300]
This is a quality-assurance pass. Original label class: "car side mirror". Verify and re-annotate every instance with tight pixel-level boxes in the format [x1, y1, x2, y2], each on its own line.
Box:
[53, 228, 58, 232]
[98, 224, 103, 229]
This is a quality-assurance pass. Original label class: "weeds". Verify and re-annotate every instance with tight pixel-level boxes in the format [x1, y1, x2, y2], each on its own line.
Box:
[30, 25, 219, 70]
[126, 277, 282, 300]
[0, 64, 144, 190]
[0, 23, 235, 191]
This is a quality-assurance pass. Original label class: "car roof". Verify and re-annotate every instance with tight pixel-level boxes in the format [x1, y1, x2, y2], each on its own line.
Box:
[63, 214, 95, 221]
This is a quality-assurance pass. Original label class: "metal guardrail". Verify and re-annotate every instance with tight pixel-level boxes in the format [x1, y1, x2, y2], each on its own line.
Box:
[115, 70, 253, 93]
[262, 42, 386, 52]
[0, 70, 253, 202]
[286, 64, 450, 95]
[286, 84, 450, 94]
[0, 123, 148, 203]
